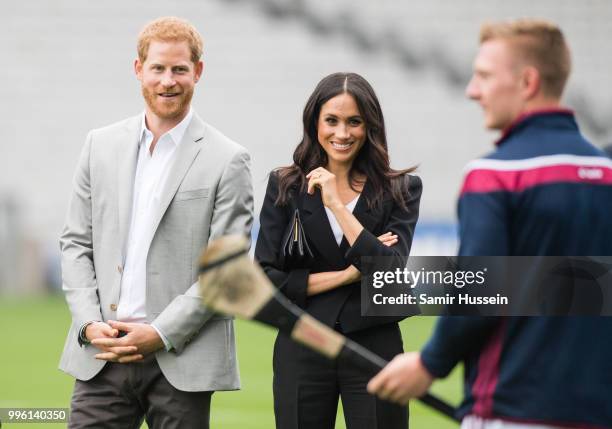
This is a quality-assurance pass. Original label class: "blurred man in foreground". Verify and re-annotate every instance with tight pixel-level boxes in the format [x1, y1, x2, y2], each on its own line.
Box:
[368, 19, 612, 428]
[59, 17, 253, 428]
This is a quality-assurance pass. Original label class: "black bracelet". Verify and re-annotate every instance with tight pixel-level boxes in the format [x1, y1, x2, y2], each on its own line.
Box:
[77, 321, 95, 347]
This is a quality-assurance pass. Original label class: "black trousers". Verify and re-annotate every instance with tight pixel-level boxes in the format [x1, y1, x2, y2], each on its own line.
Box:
[273, 322, 408, 429]
[68, 355, 212, 429]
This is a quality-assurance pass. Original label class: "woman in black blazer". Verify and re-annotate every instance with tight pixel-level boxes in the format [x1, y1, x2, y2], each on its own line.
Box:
[255, 72, 422, 429]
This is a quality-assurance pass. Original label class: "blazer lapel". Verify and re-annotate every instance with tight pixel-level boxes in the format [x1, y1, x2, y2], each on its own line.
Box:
[117, 116, 142, 262]
[301, 189, 347, 267]
[149, 114, 205, 236]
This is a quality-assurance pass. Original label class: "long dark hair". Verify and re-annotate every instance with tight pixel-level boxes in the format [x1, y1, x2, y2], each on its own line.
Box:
[275, 72, 416, 210]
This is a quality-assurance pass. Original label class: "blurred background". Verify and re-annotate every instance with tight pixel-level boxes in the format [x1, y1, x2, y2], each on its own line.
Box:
[1, 0, 610, 427]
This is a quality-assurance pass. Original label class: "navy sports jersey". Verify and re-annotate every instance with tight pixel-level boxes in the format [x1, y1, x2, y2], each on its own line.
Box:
[421, 110, 612, 428]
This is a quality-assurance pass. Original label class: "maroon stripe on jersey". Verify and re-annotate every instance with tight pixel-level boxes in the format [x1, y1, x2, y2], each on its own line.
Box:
[461, 165, 612, 195]
[471, 320, 506, 418]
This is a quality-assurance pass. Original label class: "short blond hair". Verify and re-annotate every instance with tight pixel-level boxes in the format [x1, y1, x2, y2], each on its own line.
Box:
[480, 19, 571, 98]
[137, 16, 203, 64]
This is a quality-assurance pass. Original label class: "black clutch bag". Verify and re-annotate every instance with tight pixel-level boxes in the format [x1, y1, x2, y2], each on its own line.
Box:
[280, 208, 314, 269]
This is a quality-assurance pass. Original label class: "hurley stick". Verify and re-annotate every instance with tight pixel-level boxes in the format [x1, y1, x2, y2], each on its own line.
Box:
[198, 235, 459, 422]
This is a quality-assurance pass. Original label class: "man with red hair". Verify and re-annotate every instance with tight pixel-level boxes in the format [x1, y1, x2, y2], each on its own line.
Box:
[60, 17, 253, 428]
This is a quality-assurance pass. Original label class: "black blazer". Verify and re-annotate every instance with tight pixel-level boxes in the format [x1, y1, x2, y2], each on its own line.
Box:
[255, 172, 422, 334]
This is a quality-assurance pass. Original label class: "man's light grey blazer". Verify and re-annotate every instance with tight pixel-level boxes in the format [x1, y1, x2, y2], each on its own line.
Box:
[59, 112, 253, 392]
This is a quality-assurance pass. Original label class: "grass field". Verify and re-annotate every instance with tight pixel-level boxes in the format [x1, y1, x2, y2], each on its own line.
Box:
[0, 296, 462, 428]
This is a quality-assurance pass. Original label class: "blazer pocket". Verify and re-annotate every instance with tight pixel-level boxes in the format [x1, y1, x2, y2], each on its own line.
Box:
[174, 188, 210, 202]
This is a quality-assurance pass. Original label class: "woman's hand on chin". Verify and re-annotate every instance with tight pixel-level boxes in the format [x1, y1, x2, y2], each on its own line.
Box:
[306, 167, 342, 209]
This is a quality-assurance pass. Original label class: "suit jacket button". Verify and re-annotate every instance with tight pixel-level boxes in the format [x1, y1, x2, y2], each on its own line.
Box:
[117, 265, 123, 274]
[110, 304, 117, 311]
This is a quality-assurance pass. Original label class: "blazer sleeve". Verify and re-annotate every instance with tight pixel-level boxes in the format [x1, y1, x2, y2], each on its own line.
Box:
[254, 173, 310, 308]
[208, 149, 255, 241]
[344, 174, 422, 270]
[59, 131, 104, 331]
[153, 148, 254, 353]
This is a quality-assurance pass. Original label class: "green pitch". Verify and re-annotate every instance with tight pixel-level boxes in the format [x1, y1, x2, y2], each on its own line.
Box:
[0, 296, 461, 428]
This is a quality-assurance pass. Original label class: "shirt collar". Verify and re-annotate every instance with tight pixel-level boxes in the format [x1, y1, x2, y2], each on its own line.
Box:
[139, 107, 194, 148]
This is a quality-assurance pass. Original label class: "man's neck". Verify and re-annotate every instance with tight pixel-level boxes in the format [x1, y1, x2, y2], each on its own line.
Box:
[496, 97, 567, 145]
[504, 96, 563, 130]
[520, 96, 561, 116]
[144, 108, 190, 140]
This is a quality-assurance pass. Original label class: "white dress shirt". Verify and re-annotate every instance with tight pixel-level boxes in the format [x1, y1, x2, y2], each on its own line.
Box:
[324, 194, 360, 245]
[116, 108, 194, 349]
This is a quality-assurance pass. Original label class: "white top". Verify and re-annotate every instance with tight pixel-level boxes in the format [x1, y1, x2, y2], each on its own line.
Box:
[324, 194, 360, 246]
[116, 109, 193, 348]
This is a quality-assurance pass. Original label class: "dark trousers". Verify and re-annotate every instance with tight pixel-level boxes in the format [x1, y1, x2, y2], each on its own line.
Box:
[273, 322, 408, 429]
[68, 355, 212, 429]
